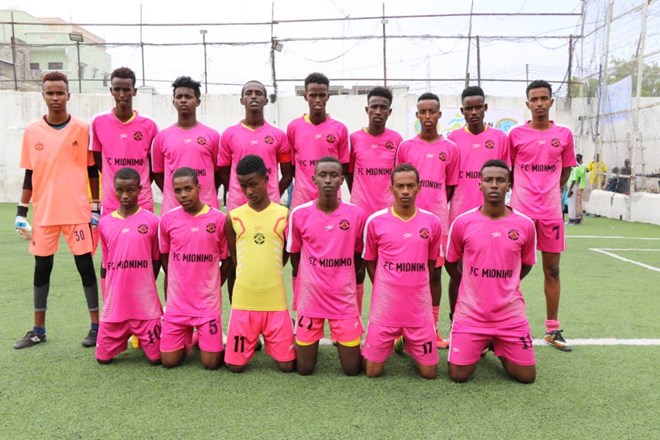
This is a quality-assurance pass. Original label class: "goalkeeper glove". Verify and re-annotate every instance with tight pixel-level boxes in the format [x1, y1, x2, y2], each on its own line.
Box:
[15, 215, 32, 240]
[91, 201, 101, 227]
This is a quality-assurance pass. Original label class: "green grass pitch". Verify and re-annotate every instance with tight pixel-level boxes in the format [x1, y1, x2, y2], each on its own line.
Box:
[0, 203, 658, 439]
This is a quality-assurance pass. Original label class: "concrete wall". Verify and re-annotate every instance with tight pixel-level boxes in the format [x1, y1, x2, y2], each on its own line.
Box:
[586, 190, 660, 225]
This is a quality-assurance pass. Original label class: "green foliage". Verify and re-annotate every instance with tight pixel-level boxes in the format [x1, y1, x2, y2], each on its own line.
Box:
[571, 58, 660, 97]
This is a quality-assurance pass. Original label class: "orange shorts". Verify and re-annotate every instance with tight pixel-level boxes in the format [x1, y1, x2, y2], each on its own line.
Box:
[30, 223, 94, 256]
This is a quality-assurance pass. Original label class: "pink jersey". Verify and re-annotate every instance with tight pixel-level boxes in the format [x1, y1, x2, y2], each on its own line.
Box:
[446, 207, 537, 327]
[90, 111, 159, 214]
[159, 206, 228, 317]
[363, 207, 442, 327]
[218, 121, 291, 211]
[349, 128, 402, 215]
[286, 201, 366, 320]
[396, 135, 459, 235]
[447, 126, 510, 224]
[99, 208, 162, 322]
[286, 115, 350, 208]
[509, 122, 577, 219]
[151, 123, 220, 214]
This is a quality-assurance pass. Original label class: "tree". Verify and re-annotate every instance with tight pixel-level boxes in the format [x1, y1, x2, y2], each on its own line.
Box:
[571, 58, 660, 98]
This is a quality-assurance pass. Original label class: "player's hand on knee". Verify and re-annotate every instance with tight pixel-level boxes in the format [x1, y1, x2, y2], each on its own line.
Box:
[15, 215, 32, 240]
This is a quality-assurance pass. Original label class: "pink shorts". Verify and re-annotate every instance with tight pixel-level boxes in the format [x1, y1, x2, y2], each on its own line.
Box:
[435, 234, 449, 267]
[161, 313, 223, 353]
[448, 321, 536, 366]
[30, 223, 94, 256]
[96, 318, 162, 362]
[533, 218, 565, 253]
[363, 322, 438, 366]
[225, 309, 295, 365]
[295, 315, 363, 345]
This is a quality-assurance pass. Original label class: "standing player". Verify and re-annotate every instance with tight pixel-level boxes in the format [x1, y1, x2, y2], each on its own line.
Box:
[288, 157, 365, 376]
[509, 80, 577, 352]
[90, 66, 158, 214]
[362, 164, 442, 379]
[159, 167, 230, 369]
[152, 76, 221, 215]
[447, 86, 510, 319]
[224, 155, 295, 373]
[96, 168, 162, 364]
[445, 160, 537, 384]
[218, 80, 293, 212]
[287, 72, 350, 209]
[396, 93, 459, 348]
[14, 72, 100, 349]
[347, 86, 402, 314]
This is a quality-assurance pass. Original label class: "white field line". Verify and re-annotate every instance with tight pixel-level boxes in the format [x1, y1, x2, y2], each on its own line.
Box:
[589, 248, 660, 272]
[595, 248, 660, 251]
[567, 235, 659, 240]
[315, 338, 660, 346]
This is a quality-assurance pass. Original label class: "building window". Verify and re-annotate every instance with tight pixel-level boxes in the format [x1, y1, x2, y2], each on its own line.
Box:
[29, 62, 40, 70]
[48, 62, 64, 70]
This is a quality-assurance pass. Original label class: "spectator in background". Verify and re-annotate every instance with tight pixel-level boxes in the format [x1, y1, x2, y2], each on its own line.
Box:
[566, 154, 587, 224]
[618, 159, 632, 195]
[587, 154, 607, 189]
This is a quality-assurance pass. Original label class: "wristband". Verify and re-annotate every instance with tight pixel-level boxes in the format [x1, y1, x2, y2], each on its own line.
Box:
[17, 204, 28, 217]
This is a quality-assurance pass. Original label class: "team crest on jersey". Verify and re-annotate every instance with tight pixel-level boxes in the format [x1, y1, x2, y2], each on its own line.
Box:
[551, 138, 561, 148]
[137, 224, 149, 234]
[339, 219, 350, 231]
[254, 232, 266, 245]
[134, 131, 143, 141]
[197, 136, 207, 145]
[72, 140, 79, 147]
[35, 143, 44, 151]
[385, 141, 395, 150]
[326, 134, 336, 144]
[438, 152, 447, 161]
[485, 140, 495, 149]
[508, 229, 519, 241]
[264, 135, 274, 144]
[419, 228, 430, 239]
[206, 223, 216, 233]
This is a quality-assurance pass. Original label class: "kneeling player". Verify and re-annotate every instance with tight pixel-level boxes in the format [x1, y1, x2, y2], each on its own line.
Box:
[445, 160, 537, 384]
[362, 164, 441, 380]
[159, 167, 231, 369]
[97, 168, 162, 364]
[288, 157, 366, 376]
[224, 155, 295, 373]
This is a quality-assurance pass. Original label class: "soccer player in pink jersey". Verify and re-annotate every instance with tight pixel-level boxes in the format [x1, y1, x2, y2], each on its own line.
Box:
[446, 160, 537, 384]
[363, 164, 442, 379]
[159, 167, 231, 369]
[14, 72, 101, 350]
[97, 168, 162, 364]
[224, 155, 295, 373]
[509, 80, 577, 352]
[286, 72, 350, 209]
[152, 76, 221, 215]
[447, 86, 510, 321]
[288, 157, 366, 376]
[396, 93, 459, 349]
[90, 67, 158, 214]
[218, 80, 293, 212]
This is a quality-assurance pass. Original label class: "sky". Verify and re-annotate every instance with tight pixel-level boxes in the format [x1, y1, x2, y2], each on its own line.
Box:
[1, 0, 585, 96]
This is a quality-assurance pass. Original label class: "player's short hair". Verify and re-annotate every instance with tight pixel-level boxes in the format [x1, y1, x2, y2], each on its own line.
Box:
[111, 67, 136, 87]
[315, 156, 342, 173]
[461, 86, 485, 101]
[42, 71, 68, 86]
[236, 154, 267, 177]
[114, 167, 140, 185]
[172, 167, 199, 185]
[576, 153, 583, 162]
[526, 79, 552, 98]
[391, 163, 420, 184]
[304, 72, 329, 91]
[241, 80, 267, 97]
[367, 86, 393, 105]
[172, 76, 202, 99]
[480, 159, 511, 180]
[417, 92, 439, 103]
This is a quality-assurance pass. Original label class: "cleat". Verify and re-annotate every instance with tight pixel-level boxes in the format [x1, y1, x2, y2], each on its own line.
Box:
[131, 335, 141, 350]
[14, 331, 46, 349]
[393, 336, 405, 354]
[544, 329, 573, 352]
[480, 341, 494, 358]
[82, 329, 98, 348]
[436, 330, 449, 349]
